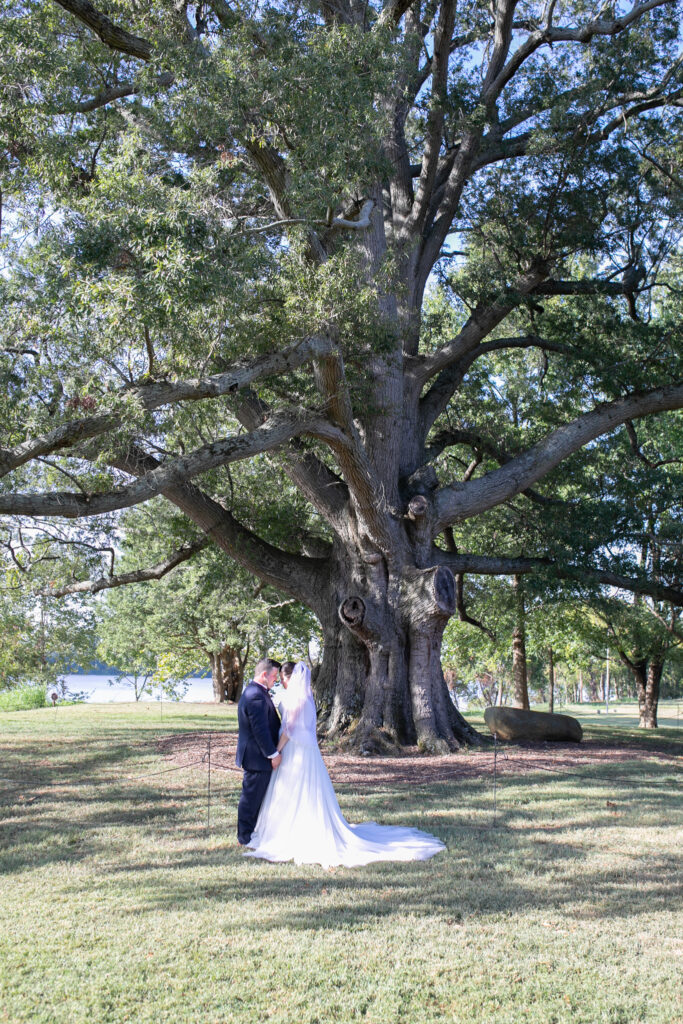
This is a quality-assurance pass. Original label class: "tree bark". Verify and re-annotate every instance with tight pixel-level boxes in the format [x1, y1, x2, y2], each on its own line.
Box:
[511, 575, 530, 710]
[309, 539, 482, 752]
[209, 645, 245, 702]
[209, 652, 224, 703]
[221, 646, 244, 702]
[636, 660, 664, 729]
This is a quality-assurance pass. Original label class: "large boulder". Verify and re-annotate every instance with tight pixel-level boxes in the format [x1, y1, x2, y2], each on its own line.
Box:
[484, 706, 583, 743]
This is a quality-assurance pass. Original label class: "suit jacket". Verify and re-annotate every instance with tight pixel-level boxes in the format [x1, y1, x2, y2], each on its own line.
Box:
[236, 681, 281, 772]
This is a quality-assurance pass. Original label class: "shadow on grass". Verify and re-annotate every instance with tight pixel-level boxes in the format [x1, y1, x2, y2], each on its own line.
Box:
[578, 724, 683, 756]
[3, 715, 681, 933]
[68, 815, 682, 930]
[8, 765, 673, 930]
[0, 725, 225, 873]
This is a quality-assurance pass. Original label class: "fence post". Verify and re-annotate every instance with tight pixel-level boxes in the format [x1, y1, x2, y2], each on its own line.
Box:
[493, 732, 498, 827]
[207, 733, 212, 832]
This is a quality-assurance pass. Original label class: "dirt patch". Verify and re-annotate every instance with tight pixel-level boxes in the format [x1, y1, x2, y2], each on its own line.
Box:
[156, 732, 681, 787]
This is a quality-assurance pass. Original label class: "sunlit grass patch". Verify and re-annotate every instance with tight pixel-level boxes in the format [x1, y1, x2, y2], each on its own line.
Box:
[0, 683, 47, 712]
[1, 703, 681, 1024]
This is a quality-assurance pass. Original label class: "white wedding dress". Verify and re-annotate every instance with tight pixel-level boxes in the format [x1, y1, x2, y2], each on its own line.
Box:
[244, 663, 445, 868]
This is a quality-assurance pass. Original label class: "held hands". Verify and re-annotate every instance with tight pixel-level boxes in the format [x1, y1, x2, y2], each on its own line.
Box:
[271, 753, 282, 769]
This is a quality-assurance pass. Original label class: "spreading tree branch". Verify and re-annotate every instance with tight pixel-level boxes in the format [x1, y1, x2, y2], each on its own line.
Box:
[434, 383, 683, 532]
[70, 72, 175, 113]
[312, 345, 394, 551]
[0, 413, 324, 518]
[0, 335, 332, 478]
[405, 0, 458, 236]
[53, 0, 153, 59]
[110, 447, 328, 603]
[482, 0, 675, 106]
[415, 265, 550, 387]
[419, 334, 574, 440]
[433, 549, 683, 607]
[46, 539, 209, 596]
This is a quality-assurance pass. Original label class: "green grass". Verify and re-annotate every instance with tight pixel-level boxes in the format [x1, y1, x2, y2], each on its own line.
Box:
[1, 703, 682, 1024]
[0, 683, 47, 712]
[533, 698, 683, 731]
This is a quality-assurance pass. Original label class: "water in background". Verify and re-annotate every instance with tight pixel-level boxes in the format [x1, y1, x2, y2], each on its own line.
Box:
[56, 673, 215, 703]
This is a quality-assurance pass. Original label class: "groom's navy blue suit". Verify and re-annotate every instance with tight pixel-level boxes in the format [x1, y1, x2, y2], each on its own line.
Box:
[236, 681, 281, 844]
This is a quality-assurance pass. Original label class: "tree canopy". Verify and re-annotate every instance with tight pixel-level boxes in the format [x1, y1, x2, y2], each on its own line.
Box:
[1, 0, 682, 748]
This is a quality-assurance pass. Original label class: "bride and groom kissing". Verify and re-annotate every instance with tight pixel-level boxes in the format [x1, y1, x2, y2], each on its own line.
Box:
[235, 657, 445, 868]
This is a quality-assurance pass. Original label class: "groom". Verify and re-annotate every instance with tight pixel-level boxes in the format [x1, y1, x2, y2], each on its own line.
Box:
[235, 657, 282, 846]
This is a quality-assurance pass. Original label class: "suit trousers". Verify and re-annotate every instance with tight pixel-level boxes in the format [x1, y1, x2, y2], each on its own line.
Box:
[237, 768, 272, 844]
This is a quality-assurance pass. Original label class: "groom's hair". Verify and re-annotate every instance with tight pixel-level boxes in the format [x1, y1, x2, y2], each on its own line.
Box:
[281, 661, 296, 680]
[254, 657, 282, 677]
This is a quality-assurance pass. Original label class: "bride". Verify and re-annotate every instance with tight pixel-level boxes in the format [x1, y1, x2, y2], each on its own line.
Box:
[244, 661, 445, 867]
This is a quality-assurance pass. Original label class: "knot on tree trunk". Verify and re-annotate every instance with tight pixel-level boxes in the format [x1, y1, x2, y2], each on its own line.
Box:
[405, 494, 433, 567]
[401, 565, 456, 626]
[407, 494, 429, 520]
[339, 596, 365, 628]
[338, 595, 383, 644]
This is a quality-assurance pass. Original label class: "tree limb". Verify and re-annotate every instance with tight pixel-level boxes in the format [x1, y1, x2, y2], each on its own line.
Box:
[0, 415, 116, 480]
[432, 549, 683, 606]
[378, 0, 416, 28]
[53, 0, 153, 60]
[415, 129, 483, 300]
[0, 335, 332, 479]
[533, 278, 637, 298]
[110, 447, 328, 603]
[70, 72, 175, 113]
[234, 388, 351, 534]
[472, 83, 683, 176]
[434, 383, 683, 532]
[0, 413, 323, 518]
[46, 539, 209, 596]
[423, 425, 564, 506]
[281, 442, 351, 532]
[244, 140, 327, 264]
[482, 0, 675, 106]
[405, 0, 458, 236]
[312, 344, 394, 551]
[481, 0, 520, 107]
[455, 572, 496, 640]
[419, 334, 573, 440]
[415, 265, 550, 387]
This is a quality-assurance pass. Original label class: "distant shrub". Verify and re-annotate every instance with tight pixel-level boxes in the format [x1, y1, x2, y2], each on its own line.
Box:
[0, 683, 48, 711]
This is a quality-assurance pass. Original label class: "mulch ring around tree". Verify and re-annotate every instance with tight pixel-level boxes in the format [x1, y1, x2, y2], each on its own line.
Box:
[156, 732, 681, 787]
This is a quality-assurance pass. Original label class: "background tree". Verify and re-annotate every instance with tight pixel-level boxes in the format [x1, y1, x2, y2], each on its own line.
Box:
[1, 0, 682, 751]
[96, 504, 320, 701]
[0, 522, 98, 690]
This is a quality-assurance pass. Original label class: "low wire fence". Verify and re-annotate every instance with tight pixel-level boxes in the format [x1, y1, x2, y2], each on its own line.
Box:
[4, 730, 681, 837]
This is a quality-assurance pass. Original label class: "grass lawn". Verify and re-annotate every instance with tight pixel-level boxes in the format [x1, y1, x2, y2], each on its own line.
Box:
[1, 701, 681, 1024]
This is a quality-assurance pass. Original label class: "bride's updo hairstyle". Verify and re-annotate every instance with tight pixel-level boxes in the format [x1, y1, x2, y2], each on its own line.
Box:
[280, 661, 296, 682]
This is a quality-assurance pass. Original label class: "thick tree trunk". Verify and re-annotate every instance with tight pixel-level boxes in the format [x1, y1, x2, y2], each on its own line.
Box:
[221, 646, 244, 702]
[619, 655, 663, 729]
[511, 575, 530, 710]
[209, 645, 245, 703]
[631, 659, 663, 729]
[209, 652, 223, 702]
[312, 543, 482, 753]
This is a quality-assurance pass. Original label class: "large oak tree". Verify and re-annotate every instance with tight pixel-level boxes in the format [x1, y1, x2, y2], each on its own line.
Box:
[1, 0, 682, 750]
